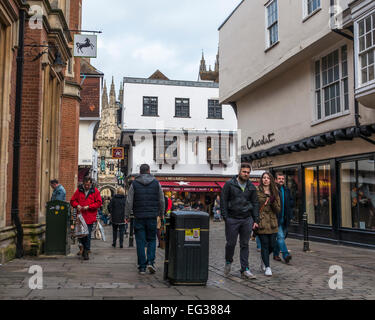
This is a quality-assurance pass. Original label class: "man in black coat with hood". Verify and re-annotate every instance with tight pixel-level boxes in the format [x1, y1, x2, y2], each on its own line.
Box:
[221, 163, 260, 280]
[108, 187, 127, 248]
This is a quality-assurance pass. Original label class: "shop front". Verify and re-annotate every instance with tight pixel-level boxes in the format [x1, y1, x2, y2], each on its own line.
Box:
[243, 132, 375, 249]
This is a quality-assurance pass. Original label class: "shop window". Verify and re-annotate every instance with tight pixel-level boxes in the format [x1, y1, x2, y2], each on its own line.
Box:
[340, 159, 375, 231]
[305, 164, 332, 226]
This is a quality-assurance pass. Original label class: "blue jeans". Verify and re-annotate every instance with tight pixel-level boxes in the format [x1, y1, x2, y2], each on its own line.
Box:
[134, 218, 157, 271]
[256, 236, 261, 249]
[79, 224, 94, 251]
[274, 225, 289, 260]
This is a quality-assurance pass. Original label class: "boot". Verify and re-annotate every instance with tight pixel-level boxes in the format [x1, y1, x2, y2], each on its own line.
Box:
[83, 249, 89, 260]
[77, 245, 83, 256]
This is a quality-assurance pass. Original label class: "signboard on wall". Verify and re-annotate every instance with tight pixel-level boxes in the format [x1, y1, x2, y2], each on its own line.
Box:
[74, 34, 97, 58]
[112, 147, 124, 160]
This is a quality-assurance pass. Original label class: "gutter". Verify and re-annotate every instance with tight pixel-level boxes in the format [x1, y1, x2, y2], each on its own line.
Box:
[11, 6, 26, 258]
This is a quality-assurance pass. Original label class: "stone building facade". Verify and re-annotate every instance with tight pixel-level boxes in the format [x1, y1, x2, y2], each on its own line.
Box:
[93, 78, 122, 196]
[0, 0, 83, 263]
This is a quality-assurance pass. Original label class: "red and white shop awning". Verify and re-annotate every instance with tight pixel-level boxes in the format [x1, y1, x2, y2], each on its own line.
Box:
[159, 181, 221, 192]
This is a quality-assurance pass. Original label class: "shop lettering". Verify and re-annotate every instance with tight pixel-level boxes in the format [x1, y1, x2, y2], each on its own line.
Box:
[252, 160, 273, 169]
[247, 133, 275, 150]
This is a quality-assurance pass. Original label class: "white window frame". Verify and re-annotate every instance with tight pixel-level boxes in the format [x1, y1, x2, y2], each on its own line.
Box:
[265, 0, 279, 50]
[354, 9, 375, 89]
[313, 43, 350, 124]
[302, 0, 321, 21]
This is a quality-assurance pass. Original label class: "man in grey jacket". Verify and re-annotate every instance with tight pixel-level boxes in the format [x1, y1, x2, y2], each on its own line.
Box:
[125, 164, 165, 274]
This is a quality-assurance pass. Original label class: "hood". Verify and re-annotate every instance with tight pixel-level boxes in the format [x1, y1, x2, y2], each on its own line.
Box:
[134, 174, 157, 186]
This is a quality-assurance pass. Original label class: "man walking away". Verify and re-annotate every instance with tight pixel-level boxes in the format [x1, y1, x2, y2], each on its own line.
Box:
[108, 187, 127, 248]
[50, 179, 66, 201]
[70, 177, 102, 260]
[125, 164, 165, 274]
[221, 163, 260, 280]
[273, 172, 294, 264]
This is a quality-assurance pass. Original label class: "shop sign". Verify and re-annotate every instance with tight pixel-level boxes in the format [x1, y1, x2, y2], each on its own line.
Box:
[252, 159, 273, 169]
[246, 133, 275, 151]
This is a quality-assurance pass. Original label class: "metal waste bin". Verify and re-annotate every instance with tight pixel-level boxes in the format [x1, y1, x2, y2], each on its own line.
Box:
[164, 210, 209, 286]
[45, 200, 71, 255]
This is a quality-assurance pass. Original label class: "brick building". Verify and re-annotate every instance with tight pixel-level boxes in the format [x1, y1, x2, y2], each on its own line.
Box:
[0, 0, 84, 263]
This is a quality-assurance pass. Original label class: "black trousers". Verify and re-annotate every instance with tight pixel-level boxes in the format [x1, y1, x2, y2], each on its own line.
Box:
[258, 233, 277, 268]
[112, 224, 125, 246]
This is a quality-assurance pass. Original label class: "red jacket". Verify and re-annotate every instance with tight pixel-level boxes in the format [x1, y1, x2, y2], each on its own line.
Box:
[70, 185, 102, 225]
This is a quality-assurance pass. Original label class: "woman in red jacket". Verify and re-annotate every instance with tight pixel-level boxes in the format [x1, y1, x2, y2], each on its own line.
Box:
[70, 176, 102, 260]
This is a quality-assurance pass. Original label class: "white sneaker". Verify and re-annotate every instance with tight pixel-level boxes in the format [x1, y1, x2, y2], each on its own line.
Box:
[224, 262, 231, 275]
[260, 260, 266, 272]
[265, 267, 272, 277]
[241, 269, 257, 280]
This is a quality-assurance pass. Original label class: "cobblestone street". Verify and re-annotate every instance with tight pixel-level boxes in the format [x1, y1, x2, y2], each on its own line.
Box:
[0, 220, 374, 300]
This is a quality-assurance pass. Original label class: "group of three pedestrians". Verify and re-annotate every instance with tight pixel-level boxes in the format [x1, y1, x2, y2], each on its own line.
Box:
[221, 163, 294, 279]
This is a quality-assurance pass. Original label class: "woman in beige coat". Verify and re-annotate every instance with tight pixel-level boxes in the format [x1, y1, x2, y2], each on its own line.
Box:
[256, 172, 281, 277]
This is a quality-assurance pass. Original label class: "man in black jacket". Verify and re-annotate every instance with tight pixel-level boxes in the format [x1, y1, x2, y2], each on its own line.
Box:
[273, 172, 294, 264]
[125, 164, 165, 274]
[221, 163, 260, 280]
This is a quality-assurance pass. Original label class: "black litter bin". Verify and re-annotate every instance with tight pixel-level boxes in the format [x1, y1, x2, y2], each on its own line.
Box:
[165, 210, 209, 286]
[45, 200, 71, 255]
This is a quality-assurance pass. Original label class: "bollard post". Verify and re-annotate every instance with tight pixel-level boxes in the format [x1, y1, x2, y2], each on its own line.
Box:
[163, 215, 170, 281]
[303, 212, 310, 252]
[129, 215, 134, 247]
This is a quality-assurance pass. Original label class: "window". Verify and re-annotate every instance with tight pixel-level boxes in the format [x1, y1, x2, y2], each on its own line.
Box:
[154, 136, 178, 163]
[340, 159, 375, 231]
[207, 135, 230, 165]
[266, 0, 278, 48]
[358, 13, 375, 85]
[175, 98, 189, 117]
[315, 45, 349, 120]
[208, 100, 222, 119]
[143, 96, 158, 116]
[305, 164, 332, 226]
[304, 0, 320, 17]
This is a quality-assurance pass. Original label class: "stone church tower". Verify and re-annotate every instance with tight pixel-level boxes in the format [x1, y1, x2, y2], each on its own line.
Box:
[93, 78, 122, 194]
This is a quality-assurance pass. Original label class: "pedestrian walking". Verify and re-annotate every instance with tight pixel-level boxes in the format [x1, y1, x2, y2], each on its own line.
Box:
[125, 164, 165, 275]
[213, 195, 222, 221]
[257, 172, 281, 277]
[221, 163, 260, 280]
[108, 187, 127, 248]
[273, 172, 294, 263]
[70, 176, 102, 260]
[50, 179, 66, 201]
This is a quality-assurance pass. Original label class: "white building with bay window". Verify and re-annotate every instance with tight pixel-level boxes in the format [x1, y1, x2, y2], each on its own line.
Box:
[119, 71, 241, 212]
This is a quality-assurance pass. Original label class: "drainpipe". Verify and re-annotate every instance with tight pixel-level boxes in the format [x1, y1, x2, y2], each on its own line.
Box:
[11, 7, 26, 258]
[332, 28, 375, 145]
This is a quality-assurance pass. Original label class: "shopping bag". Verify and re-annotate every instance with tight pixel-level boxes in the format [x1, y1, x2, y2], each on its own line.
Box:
[95, 220, 106, 241]
[74, 214, 89, 238]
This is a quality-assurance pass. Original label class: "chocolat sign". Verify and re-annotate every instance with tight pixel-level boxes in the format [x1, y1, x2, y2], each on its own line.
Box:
[247, 133, 275, 151]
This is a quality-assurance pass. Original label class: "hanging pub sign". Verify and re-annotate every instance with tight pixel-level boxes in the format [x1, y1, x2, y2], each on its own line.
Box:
[73, 34, 97, 58]
[112, 147, 124, 160]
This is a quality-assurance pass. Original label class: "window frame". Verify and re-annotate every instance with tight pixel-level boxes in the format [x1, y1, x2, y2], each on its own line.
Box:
[313, 44, 350, 123]
[355, 10, 375, 88]
[302, 0, 321, 21]
[207, 99, 223, 119]
[142, 96, 158, 117]
[265, 0, 279, 50]
[174, 98, 190, 118]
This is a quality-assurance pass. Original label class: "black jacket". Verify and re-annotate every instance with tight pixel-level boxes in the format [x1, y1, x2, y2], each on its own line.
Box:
[220, 176, 260, 223]
[108, 194, 126, 224]
[278, 185, 294, 232]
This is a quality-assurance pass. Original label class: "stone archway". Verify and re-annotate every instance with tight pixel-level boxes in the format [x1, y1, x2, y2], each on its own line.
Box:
[99, 185, 116, 199]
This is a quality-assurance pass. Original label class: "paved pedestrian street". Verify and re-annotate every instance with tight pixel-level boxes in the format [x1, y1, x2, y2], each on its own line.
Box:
[0, 221, 374, 300]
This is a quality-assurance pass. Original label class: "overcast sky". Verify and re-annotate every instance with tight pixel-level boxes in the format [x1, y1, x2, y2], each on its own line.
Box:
[82, 0, 241, 89]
